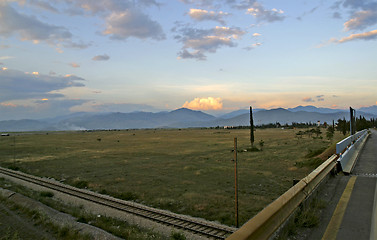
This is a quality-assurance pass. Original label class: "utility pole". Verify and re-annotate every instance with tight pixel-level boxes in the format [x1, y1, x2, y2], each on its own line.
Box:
[350, 107, 356, 135]
[13, 136, 16, 165]
[250, 106, 254, 149]
[234, 137, 239, 228]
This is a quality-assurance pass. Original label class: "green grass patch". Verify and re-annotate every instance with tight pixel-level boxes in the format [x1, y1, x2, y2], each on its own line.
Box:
[0, 128, 345, 226]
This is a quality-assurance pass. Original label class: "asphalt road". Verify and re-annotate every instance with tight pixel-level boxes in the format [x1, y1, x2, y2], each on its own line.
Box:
[323, 129, 377, 240]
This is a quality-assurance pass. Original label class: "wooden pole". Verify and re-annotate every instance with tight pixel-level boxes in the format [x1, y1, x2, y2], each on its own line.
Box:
[13, 136, 16, 165]
[234, 137, 239, 228]
[250, 106, 254, 149]
[350, 107, 354, 135]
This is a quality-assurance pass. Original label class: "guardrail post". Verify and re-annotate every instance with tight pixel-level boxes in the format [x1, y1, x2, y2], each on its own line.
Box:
[234, 137, 239, 228]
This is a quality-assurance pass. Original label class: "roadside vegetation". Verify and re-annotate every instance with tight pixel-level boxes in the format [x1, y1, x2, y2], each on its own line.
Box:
[0, 127, 344, 226]
[0, 177, 181, 240]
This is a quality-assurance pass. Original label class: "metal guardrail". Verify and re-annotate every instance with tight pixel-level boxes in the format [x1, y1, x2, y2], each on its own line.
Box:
[337, 129, 369, 173]
[227, 129, 371, 240]
[226, 154, 338, 240]
[336, 129, 368, 154]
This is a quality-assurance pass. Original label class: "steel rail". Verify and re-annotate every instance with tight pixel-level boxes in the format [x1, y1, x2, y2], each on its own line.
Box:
[0, 167, 236, 239]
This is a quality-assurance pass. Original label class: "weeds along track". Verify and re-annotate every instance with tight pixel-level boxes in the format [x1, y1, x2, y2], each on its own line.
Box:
[0, 167, 236, 239]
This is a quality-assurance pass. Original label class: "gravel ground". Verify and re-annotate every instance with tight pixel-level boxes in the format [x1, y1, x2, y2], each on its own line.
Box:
[0, 172, 212, 240]
[0, 187, 122, 240]
[0, 194, 56, 240]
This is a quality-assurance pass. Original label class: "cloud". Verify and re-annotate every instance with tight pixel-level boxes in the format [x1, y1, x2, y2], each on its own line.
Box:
[252, 32, 261, 37]
[302, 97, 315, 103]
[344, 10, 377, 31]
[69, 62, 80, 68]
[187, 8, 229, 25]
[333, 12, 342, 19]
[0, 67, 85, 102]
[0, 98, 89, 121]
[102, 9, 165, 40]
[92, 54, 110, 61]
[0, 56, 14, 60]
[336, 29, 377, 43]
[244, 42, 262, 50]
[177, 49, 207, 60]
[0, 3, 89, 49]
[180, 0, 218, 8]
[246, 2, 286, 22]
[0, 44, 11, 49]
[231, 0, 258, 9]
[174, 24, 246, 60]
[70, 101, 162, 113]
[182, 97, 223, 110]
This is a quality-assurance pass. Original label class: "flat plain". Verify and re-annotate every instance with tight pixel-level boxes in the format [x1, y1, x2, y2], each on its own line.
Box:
[0, 128, 344, 226]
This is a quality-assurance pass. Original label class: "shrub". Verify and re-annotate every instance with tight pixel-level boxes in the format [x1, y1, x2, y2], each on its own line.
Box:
[40, 191, 54, 198]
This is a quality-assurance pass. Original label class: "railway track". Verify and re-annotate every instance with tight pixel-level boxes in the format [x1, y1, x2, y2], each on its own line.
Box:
[0, 167, 236, 239]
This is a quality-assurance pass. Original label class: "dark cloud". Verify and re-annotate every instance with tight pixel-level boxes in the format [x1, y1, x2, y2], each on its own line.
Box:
[231, 0, 257, 9]
[177, 49, 207, 61]
[316, 95, 325, 102]
[92, 54, 110, 61]
[103, 9, 165, 40]
[246, 2, 286, 23]
[0, 99, 89, 121]
[0, 3, 89, 49]
[344, 10, 377, 31]
[29, 0, 59, 12]
[0, 3, 71, 43]
[302, 97, 315, 103]
[333, 12, 342, 19]
[332, 0, 377, 31]
[173, 24, 245, 60]
[0, 68, 85, 102]
[60, 0, 165, 41]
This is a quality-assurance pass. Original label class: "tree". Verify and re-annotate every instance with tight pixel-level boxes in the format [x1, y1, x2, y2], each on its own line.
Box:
[326, 126, 335, 141]
[315, 127, 322, 137]
[250, 106, 254, 149]
[259, 140, 264, 151]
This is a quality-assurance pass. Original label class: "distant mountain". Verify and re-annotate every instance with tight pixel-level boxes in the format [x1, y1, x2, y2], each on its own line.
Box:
[358, 105, 377, 115]
[56, 108, 216, 130]
[288, 105, 347, 114]
[219, 108, 263, 119]
[0, 106, 376, 132]
[0, 119, 48, 132]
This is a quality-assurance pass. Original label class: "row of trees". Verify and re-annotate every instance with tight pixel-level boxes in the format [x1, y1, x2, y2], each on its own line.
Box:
[336, 117, 377, 135]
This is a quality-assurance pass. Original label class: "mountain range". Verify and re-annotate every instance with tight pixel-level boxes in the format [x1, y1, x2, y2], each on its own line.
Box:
[1, 105, 376, 132]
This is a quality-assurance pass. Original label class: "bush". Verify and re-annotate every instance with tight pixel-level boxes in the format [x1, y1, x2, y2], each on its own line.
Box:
[40, 191, 54, 198]
[171, 232, 186, 240]
[73, 180, 89, 189]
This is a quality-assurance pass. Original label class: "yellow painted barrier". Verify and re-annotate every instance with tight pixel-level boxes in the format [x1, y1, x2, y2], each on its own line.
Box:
[227, 154, 338, 240]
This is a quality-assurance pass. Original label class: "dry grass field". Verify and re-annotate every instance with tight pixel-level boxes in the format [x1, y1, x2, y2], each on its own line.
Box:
[0, 128, 344, 226]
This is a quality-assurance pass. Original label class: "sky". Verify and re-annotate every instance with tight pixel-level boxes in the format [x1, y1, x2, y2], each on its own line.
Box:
[0, 0, 377, 120]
